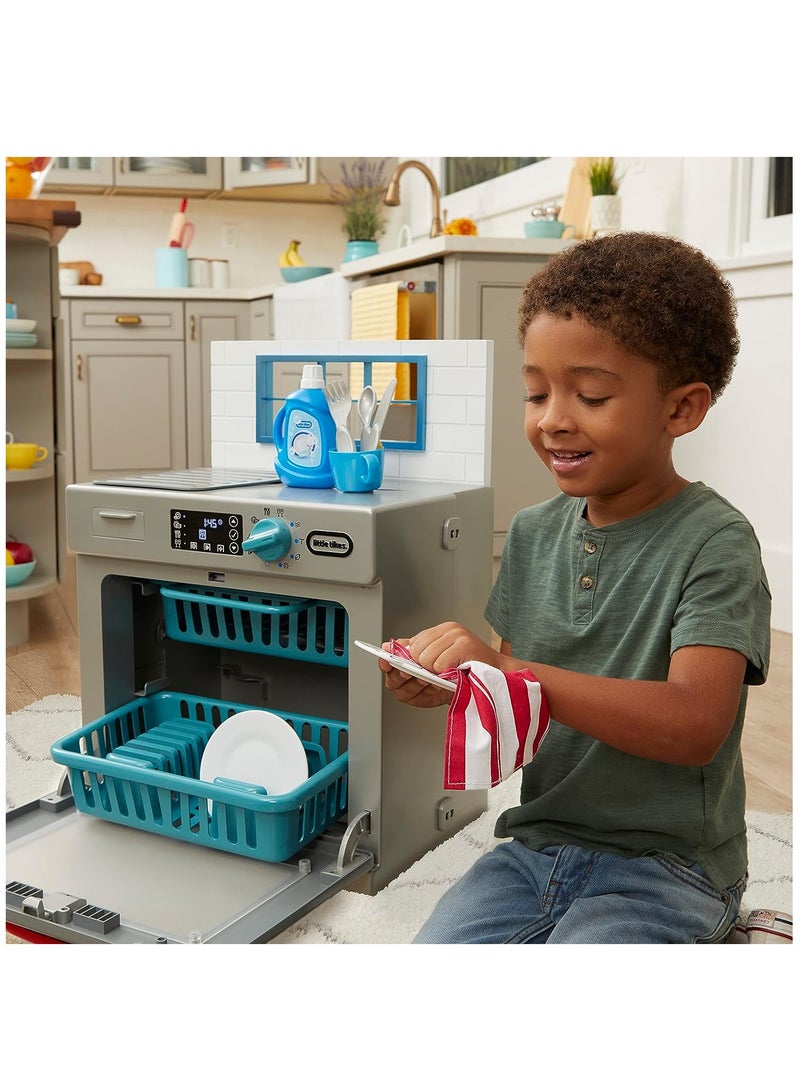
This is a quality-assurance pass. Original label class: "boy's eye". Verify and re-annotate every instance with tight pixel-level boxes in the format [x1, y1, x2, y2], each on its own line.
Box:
[524, 393, 610, 407]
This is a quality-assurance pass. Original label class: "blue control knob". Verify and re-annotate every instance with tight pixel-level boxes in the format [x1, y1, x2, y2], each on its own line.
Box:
[242, 518, 292, 562]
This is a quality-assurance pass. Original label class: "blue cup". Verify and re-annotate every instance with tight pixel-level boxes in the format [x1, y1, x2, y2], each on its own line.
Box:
[156, 247, 189, 288]
[7, 301, 18, 319]
[330, 447, 384, 493]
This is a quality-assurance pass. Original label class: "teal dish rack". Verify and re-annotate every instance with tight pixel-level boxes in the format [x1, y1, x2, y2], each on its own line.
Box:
[50, 691, 349, 863]
[160, 585, 348, 666]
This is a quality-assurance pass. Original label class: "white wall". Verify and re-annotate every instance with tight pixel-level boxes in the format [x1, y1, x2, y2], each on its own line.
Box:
[674, 255, 793, 632]
[56, 193, 405, 290]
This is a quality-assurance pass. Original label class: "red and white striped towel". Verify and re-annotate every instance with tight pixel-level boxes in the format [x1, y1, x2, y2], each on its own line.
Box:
[388, 641, 550, 790]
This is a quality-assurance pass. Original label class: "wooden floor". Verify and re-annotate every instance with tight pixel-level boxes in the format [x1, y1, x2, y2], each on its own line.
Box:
[5, 558, 793, 814]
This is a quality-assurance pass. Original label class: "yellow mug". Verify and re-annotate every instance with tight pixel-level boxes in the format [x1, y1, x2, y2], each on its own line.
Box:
[6, 442, 49, 470]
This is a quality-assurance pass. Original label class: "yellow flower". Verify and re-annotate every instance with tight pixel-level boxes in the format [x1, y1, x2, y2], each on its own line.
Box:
[443, 217, 478, 236]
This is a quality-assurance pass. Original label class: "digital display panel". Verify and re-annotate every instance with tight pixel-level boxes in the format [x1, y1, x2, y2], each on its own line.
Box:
[171, 509, 244, 555]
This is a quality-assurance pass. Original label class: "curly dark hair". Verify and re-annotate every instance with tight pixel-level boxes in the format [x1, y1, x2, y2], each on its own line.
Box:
[518, 232, 740, 403]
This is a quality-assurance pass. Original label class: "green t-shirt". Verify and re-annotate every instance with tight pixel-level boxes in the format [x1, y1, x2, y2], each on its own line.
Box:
[486, 481, 772, 890]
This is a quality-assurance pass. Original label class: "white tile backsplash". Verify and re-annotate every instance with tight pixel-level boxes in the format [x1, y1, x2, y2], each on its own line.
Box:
[211, 339, 493, 485]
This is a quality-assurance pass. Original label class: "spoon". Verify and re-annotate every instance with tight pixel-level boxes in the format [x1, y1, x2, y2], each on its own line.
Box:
[361, 378, 397, 450]
[357, 385, 377, 448]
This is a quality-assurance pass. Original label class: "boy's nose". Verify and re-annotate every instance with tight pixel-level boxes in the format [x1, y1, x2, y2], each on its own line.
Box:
[538, 400, 575, 434]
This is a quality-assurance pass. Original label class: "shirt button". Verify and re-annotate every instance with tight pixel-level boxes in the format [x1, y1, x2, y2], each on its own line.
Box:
[580, 575, 595, 590]
[584, 541, 597, 554]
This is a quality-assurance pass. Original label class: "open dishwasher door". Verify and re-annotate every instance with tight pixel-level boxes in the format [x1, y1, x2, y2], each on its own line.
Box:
[6, 781, 373, 944]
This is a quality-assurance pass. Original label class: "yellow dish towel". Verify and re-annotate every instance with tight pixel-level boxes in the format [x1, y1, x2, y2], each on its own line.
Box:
[350, 281, 411, 398]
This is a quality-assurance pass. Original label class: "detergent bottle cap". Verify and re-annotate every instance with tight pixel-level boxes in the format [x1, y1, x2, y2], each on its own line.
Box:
[300, 364, 325, 389]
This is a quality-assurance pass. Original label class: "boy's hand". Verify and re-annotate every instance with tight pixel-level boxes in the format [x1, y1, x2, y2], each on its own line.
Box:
[379, 623, 503, 707]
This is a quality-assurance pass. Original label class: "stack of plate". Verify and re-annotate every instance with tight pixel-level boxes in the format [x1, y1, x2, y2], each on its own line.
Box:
[6, 318, 37, 349]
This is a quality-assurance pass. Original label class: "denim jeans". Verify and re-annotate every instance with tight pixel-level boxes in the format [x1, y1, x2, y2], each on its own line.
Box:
[413, 841, 745, 944]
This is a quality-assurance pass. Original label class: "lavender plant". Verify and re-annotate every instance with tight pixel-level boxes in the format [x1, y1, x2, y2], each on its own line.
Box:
[323, 158, 390, 241]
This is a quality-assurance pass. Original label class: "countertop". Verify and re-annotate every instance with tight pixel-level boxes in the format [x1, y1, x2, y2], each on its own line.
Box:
[338, 234, 567, 278]
[56, 239, 792, 303]
[59, 236, 568, 301]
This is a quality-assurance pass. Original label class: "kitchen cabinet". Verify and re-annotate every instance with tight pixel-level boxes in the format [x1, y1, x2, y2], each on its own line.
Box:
[185, 301, 250, 466]
[346, 244, 562, 557]
[222, 158, 309, 189]
[6, 207, 79, 646]
[46, 157, 222, 194]
[46, 157, 115, 189]
[64, 296, 253, 482]
[44, 157, 396, 204]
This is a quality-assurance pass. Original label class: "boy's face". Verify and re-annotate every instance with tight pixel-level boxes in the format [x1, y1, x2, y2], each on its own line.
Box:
[522, 313, 683, 525]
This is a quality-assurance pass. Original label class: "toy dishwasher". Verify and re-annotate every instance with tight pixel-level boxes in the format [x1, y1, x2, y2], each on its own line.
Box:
[7, 470, 493, 943]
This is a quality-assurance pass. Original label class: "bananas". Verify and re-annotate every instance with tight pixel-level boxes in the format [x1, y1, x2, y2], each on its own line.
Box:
[279, 239, 306, 267]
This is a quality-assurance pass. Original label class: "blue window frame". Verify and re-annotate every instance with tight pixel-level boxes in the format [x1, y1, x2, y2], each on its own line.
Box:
[255, 354, 428, 451]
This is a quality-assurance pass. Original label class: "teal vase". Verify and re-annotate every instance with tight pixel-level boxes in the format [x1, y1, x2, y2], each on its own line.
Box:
[344, 240, 379, 263]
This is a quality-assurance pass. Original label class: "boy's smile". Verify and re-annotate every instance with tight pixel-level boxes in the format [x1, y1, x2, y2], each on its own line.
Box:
[522, 313, 700, 526]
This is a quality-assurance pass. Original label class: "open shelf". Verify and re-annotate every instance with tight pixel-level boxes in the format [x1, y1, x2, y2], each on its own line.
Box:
[6, 573, 57, 603]
[6, 466, 54, 484]
[5, 348, 53, 363]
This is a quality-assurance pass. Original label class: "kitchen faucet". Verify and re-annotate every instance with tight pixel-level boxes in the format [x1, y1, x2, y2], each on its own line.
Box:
[384, 160, 443, 237]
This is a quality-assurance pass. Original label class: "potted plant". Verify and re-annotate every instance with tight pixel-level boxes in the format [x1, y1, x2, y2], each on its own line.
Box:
[587, 157, 622, 237]
[323, 158, 390, 262]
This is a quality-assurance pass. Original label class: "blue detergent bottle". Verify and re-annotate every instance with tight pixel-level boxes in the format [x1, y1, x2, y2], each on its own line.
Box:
[273, 364, 337, 488]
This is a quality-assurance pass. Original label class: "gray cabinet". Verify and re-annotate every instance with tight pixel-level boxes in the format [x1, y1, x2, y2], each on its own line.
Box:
[354, 251, 560, 557]
[442, 255, 560, 556]
[71, 339, 188, 482]
[68, 300, 187, 483]
[65, 296, 252, 483]
[185, 301, 250, 466]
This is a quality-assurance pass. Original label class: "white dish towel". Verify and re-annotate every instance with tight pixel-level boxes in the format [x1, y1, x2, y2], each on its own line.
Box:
[388, 640, 551, 790]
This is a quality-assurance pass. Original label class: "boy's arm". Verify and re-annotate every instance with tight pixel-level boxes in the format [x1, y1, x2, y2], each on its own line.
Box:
[380, 623, 747, 766]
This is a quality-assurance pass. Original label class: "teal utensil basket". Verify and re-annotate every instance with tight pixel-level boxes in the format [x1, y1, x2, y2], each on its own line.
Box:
[50, 691, 349, 863]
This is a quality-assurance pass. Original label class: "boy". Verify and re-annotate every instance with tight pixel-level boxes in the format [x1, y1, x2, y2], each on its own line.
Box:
[380, 232, 772, 943]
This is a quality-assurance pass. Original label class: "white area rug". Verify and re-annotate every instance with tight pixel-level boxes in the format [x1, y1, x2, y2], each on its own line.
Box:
[6, 694, 793, 943]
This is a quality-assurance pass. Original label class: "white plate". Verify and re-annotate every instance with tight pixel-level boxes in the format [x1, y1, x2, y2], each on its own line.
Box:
[199, 710, 309, 805]
[353, 640, 457, 692]
[7, 319, 36, 333]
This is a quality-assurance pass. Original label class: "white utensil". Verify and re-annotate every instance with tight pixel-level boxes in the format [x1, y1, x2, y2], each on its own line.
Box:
[357, 385, 377, 448]
[324, 379, 355, 452]
[361, 378, 397, 451]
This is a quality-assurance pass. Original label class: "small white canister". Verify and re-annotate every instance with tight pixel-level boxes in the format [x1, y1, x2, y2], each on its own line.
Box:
[189, 258, 211, 288]
[210, 259, 230, 289]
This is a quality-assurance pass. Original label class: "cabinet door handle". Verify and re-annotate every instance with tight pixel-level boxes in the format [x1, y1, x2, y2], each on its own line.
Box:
[76, 354, 83, 381]
[115, 314, 142, 325]
[190, 314, 196, 340]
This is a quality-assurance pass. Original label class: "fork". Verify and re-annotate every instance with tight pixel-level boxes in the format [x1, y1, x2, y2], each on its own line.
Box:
[324, 379, 356, 452]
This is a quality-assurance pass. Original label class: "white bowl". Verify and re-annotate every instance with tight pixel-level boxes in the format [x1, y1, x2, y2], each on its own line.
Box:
[6, 319, 36, 333]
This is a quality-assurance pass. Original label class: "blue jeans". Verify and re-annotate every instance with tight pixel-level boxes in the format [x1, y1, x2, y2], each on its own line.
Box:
[413, 841, 745, 944]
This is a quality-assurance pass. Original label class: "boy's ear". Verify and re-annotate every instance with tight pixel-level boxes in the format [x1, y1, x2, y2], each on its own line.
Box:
[666, 382, 712, 437]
